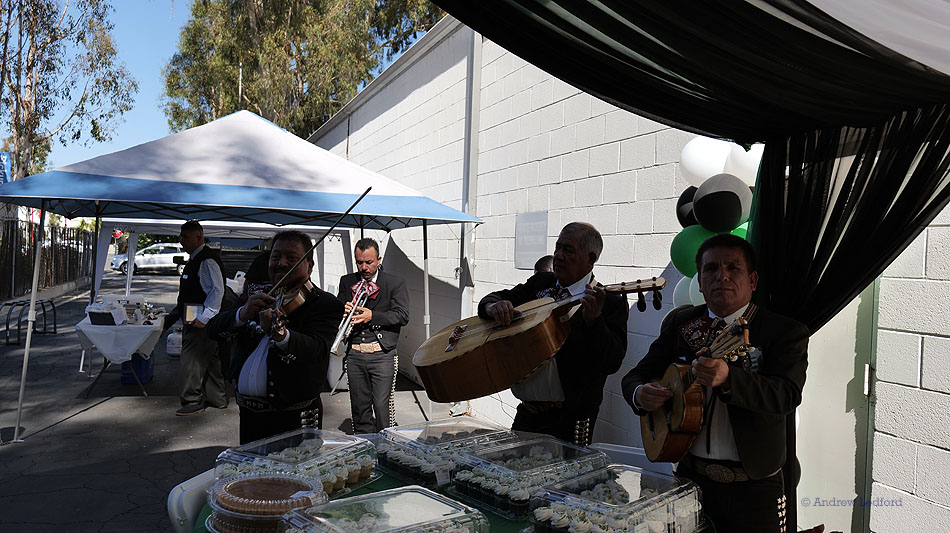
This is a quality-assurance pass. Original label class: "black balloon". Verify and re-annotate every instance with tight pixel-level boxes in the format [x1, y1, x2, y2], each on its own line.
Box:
[693, 173, 753, 232]
[676, 186, 698, 228]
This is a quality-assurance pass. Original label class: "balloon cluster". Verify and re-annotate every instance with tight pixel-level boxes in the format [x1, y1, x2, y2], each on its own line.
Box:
[670, 138, 762, 306]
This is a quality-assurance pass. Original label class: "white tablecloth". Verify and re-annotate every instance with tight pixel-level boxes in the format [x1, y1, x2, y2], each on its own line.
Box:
[75, 317, 164, 364]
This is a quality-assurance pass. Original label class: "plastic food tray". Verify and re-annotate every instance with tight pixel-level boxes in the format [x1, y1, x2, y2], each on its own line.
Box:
[448, 437, 609, 519]
[529, 464, 704, 533]
[376, 416, 515, 488]
[205, 471, 326, 533]
[215, 428, 379, 498]
[282, 485, 489, 532]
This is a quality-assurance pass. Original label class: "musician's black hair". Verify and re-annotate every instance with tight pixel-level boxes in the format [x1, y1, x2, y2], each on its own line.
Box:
[355, 237, 380, 256]
[180, 220, 203, 235]
[534, 254, 553, 274]
[695, 233, 756, 274]
[272, 230, 314, 264]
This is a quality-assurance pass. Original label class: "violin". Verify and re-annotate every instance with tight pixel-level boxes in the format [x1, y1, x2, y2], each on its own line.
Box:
[250, 280, 314, 337]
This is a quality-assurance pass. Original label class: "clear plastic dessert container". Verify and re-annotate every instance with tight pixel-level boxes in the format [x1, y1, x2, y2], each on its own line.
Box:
[281, 485, 489, 532]
[214, 428, 379, 498]
[376, 416, 515, 488]
[529, 464, 705, 533]
[205, 471, 326, 533]
[448, 437, 609, 519]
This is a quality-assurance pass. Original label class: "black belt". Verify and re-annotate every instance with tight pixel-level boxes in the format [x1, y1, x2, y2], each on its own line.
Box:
[680, 454, 751, 483]
[521, 400, 565, 414]
[234, 391, 315, 413]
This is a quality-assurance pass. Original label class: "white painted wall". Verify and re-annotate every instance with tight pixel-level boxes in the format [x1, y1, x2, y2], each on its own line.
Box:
[871, 211, 950, 532]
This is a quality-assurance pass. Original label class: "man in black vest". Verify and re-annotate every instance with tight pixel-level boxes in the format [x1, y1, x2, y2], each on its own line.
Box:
[208, 230, 343, 444]
[479, 222, 628, 445]
[336, 238, 409, 433]
[622, 234, 809, 532]
[164, 221, 228, 416]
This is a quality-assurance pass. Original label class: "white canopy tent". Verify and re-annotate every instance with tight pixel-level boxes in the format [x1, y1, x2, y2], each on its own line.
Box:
[0, 111, 480, 442]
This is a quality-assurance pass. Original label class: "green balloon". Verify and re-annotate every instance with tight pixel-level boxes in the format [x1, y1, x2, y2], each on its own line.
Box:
[731, 222, 749, 240]
[670, 225, 715, 277]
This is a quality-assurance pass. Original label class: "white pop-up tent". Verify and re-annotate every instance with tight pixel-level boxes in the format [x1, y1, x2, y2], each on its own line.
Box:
[0, 110, 481, 442]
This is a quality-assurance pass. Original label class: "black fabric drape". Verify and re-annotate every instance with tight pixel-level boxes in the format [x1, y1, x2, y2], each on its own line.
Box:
[435, 0, 950, 146]
[751, 104, 950, 332]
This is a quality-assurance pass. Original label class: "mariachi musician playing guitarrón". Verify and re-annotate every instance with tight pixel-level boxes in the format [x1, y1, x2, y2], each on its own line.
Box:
[479, 222, 628, 446]
[622, 233, 809, 533]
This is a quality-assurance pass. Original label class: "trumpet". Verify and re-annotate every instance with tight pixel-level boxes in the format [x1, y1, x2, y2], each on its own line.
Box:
[331, 279, 371, 355]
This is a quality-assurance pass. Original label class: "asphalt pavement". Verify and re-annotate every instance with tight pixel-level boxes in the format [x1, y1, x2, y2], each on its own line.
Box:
[0, 266, 447, 532]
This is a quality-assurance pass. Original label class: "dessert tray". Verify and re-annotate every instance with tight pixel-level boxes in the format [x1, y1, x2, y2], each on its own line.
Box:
[447, 437, 609, 519]
[281, 485, 489, 532]
[528, 464, 704, 533]
[376, 416, 515, 488]
[205, 472, 325, 533]
[215, 428, 379, 498]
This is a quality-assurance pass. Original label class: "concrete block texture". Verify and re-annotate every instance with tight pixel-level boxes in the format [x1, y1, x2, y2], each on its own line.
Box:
[636, 164, 677, 201]
[916, 444, 950, 506]
[602, 171, 638, 205]
[589, 143, 621, 177]
[876, 330, 921, 387]
[870, 483, 950, 533]
[878, 279, 950, 336]
[922, 336, 950, 394]
[871, 433, 917, 493]
[883, 229, 926, 278]
[926, 227, 950, 279]
[875, 382, 950, 449]
[620, 135, 656, 171]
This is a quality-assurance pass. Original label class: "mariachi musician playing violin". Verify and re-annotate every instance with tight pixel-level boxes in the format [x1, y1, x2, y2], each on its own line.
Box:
[207, 230, 343, 444]
[479, 222, 628, 446]
[622, 234, 809, 533]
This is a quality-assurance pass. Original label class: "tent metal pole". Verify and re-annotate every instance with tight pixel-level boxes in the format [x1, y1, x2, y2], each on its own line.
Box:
[423, 220, 432, 418]
[89, 201, 102, 305]
[12, 200, 47, 443]
[124, 231, 138, 297]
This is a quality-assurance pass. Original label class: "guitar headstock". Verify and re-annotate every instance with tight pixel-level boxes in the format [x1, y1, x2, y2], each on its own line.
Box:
[710, 317, 753, 362]
[604, 277, 666, 312]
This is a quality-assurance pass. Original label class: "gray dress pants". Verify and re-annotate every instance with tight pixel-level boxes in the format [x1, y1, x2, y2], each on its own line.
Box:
[346, 349, 397, 433]
[179, 324, 227, 407]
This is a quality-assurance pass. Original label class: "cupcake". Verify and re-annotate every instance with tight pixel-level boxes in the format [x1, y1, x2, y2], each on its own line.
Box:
[550, 512, 572, 532]
[345, 460, 360, 485]
[509, 487, 531, 516]
[331, 466, 348, 491]
[357, 454, 374, 478]
[320, 471, 336, 495]
[533, 506, 555, 533]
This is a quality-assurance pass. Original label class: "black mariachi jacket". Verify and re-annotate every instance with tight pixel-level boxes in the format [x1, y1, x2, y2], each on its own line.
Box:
[336, 270, 410, 353]
[206, 285, 343, 407]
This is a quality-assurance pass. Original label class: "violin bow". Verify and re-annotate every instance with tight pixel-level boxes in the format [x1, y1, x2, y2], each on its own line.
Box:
[267, 186, 372, 296]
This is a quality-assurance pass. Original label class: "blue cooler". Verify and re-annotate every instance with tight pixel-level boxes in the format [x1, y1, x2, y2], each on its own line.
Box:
[121, 353, 154, 384]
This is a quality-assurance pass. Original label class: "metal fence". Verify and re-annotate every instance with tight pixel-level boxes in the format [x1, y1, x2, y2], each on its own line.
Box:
[0, 219, 96, 300]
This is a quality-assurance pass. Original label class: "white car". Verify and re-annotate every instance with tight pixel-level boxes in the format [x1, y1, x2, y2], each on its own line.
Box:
[110, 243, 189, 275]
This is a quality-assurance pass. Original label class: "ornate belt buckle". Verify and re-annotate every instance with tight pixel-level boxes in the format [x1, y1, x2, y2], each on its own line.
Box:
[704, 463, 736, 483]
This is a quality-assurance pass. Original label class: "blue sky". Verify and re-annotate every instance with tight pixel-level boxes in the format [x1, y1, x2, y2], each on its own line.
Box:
[47, 1, 191, 169]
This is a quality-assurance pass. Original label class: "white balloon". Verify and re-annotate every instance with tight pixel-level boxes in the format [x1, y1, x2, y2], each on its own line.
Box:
[679, 137, 732, 187]
[672, 276, 692, 307]
[723, 144, 765, 187]
[689, 274, 705, 306]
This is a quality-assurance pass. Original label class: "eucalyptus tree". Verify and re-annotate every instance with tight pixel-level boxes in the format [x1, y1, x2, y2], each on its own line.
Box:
[161, 0, 443, 137]
[0, 0, 137, 181]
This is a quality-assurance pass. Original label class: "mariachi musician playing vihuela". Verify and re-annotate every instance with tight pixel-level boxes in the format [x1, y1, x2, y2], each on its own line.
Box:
[622, 233, 809, 533]
[479, 222, 628, 446]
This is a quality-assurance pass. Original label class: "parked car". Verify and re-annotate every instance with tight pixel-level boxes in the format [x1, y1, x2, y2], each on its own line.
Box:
[110, 243, 189, 275]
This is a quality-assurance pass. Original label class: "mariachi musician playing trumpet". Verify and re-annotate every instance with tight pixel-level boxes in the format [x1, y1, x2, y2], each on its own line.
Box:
[207, 230, 344, 444]
[336, 238, 409, 433]
[622, 234, 809, 533]
[479, 222, 628, 446]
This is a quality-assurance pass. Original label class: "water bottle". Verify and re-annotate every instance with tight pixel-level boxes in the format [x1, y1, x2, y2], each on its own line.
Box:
[134, 302, 142, 324]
